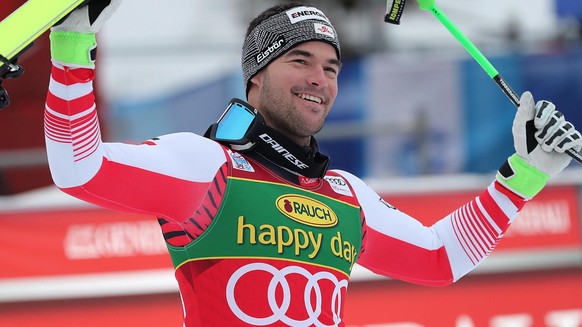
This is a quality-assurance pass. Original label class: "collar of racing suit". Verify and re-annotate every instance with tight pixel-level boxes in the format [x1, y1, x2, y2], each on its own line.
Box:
[206, 119, 330, 179]
[247, 123, 330, 179]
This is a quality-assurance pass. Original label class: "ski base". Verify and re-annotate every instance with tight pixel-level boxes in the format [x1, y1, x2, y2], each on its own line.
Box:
[0, 0, 87, 108]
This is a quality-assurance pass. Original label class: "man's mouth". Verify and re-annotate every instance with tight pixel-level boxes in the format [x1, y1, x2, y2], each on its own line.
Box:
[296, 93, 323, 105]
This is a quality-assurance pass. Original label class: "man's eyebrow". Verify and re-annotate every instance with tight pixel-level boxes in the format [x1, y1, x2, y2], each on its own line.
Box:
[284, 48, 342, 69]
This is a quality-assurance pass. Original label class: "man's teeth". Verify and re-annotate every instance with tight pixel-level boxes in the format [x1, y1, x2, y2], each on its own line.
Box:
[297, 93, 322, 104]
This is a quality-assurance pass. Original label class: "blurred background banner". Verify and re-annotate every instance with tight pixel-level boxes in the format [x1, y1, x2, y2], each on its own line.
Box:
[364, 53, 463, 177]
[556, 0, 582, 19]
[105, 72, 245, 143]
[0, 207, 171, 279]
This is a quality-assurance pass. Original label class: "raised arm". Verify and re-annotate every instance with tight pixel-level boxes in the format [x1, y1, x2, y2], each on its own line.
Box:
[45, 1, 227, 220]
[344, 170, 523, 286]
[346, 91, 582, 285]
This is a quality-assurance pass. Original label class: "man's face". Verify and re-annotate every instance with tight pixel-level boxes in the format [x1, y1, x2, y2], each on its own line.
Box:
[250, 41, 340, 146]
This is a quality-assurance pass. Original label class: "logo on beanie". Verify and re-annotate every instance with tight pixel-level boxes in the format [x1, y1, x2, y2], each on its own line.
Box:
[256, 37, 286, 64]
[314, 23, 335, 39]
[287, 6, 331, 24]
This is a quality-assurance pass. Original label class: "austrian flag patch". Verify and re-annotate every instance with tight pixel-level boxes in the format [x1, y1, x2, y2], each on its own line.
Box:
[314, 23, 335, 38]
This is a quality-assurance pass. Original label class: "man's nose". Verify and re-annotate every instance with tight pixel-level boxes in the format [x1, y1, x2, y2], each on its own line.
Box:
[306, 67, 328, 88]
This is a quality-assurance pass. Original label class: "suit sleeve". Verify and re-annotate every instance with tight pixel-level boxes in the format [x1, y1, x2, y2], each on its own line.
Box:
[45, 64, 227, 221]
[336, 170, 526, 286]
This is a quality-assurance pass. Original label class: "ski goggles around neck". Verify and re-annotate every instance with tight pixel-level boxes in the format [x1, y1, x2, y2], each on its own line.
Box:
[205, 98, 264, 149]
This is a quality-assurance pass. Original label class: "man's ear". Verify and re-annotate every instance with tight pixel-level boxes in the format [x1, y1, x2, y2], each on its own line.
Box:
[250, 71, 264, 89]
[247, 71, 264, 101]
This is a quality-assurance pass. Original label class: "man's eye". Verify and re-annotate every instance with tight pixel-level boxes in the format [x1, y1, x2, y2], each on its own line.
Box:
[325, 67, 338, 75]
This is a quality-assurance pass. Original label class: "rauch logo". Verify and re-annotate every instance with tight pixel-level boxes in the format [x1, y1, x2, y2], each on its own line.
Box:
[275, 194, 338, 227]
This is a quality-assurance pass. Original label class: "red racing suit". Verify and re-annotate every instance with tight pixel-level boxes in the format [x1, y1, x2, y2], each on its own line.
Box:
[45, 64, 526, 326]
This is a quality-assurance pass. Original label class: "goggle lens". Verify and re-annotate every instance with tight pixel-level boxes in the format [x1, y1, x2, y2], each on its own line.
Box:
[215, 101, 256, 140]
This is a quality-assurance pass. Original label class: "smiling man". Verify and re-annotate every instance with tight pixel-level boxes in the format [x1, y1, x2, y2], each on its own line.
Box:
[243, 5, 342, 147]
[43, 1, 582, 326]
[248, 42, 339, 145]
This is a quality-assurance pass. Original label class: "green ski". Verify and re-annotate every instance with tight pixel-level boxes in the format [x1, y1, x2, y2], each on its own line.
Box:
[0, 0, 87, 108]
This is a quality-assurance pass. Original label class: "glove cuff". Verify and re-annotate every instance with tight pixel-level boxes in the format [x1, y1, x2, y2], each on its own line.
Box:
[496, 153, 550, 199]
[50, 31, 97, 68]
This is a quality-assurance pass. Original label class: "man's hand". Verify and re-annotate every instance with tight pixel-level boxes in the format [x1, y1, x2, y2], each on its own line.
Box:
[52, 0, 121, 34]
[497, 91, 582, 199]
[513, 91, 582, 176]
[50, 0, 121, 68]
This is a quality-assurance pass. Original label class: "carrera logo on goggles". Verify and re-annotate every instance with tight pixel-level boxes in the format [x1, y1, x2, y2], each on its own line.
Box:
[256, 38, 286, 64]
[276, 194, 338, 227]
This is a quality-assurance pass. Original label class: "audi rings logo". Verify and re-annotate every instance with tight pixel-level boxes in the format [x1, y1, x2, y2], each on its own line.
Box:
[226, 263, 348, 326]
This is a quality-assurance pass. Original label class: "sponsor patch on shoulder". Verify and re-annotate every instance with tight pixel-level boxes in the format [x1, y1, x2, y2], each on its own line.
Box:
[299, 176, 319, 187]
[228, 150, 254, 172]
[324, 176, 352, 197]
[379, 198, 398, 211]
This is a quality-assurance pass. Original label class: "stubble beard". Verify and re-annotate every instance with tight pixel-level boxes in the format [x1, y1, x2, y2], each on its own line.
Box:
[258, 74, 328, 140]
